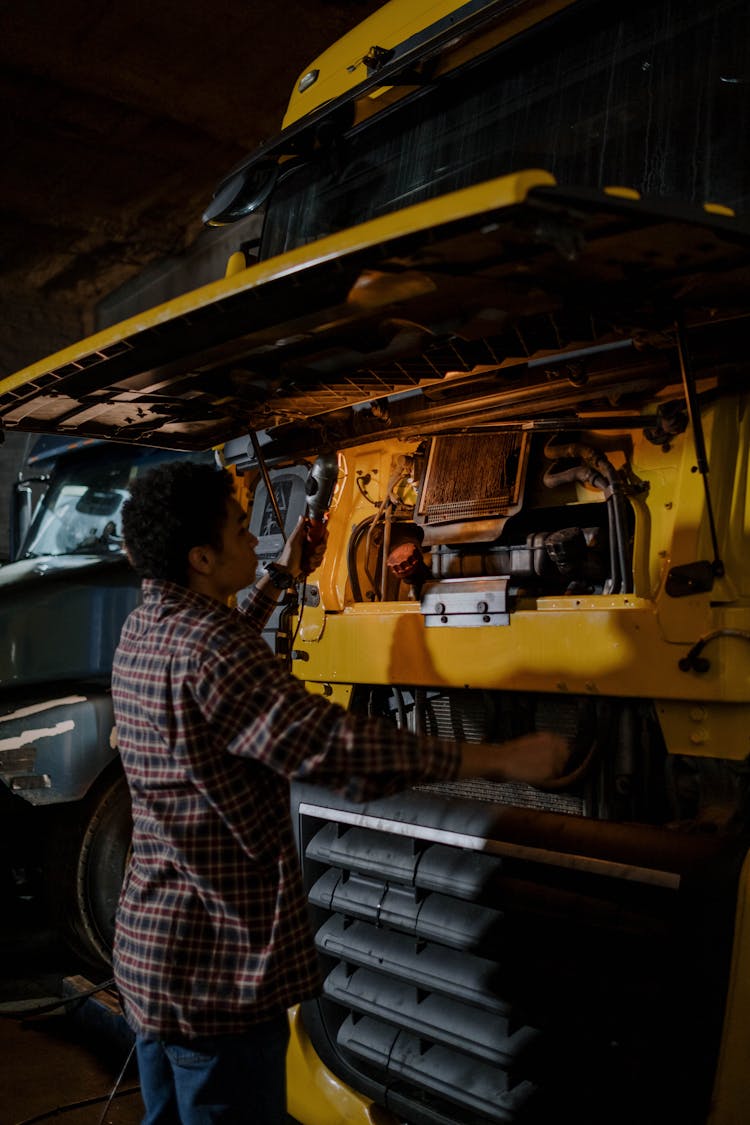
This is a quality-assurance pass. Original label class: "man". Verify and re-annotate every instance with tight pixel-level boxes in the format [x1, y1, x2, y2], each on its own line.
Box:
[112, 461, 569, 1125]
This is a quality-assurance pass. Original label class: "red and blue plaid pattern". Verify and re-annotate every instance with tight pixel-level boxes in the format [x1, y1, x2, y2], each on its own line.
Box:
[112, 579, 458, 1038]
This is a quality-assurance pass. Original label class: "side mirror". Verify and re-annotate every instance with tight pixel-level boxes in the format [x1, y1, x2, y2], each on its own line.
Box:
[202, 160, 279, 227]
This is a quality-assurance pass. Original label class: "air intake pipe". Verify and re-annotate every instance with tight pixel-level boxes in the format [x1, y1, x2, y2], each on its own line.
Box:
[543, 437, 631, 594]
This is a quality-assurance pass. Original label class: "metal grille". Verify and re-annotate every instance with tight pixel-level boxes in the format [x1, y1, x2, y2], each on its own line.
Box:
[415, 777, 583, 817]
[418, 433, 527, 527]
[301, 792, 733, 1125]
[415, 692, 584, 817]
[297, 785, 729, 1125]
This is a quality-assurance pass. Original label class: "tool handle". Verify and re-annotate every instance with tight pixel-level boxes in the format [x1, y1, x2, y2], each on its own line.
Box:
[301, 516, 327, 574]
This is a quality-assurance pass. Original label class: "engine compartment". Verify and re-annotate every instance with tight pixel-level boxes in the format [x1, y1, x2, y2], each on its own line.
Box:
[345, 429, 635, 605]
[237, 371, 750, 843]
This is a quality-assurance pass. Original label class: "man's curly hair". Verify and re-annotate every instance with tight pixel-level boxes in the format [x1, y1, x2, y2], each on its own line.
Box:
[121, 462, 235, 586]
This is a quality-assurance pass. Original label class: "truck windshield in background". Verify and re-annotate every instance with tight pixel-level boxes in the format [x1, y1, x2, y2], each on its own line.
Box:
[22, 455, 128, 559]
[20, 445, 213, 560]
[263, 0, 748, 258]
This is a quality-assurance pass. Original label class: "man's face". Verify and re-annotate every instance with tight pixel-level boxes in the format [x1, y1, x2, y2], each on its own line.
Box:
[210, 496, 259, 599]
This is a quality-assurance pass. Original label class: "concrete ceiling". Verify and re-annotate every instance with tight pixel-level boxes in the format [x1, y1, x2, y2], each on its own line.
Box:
[0, 0, 382, 374]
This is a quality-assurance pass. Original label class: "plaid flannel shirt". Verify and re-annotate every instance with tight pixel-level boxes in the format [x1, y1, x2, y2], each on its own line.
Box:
[111, 578, 459, 1039]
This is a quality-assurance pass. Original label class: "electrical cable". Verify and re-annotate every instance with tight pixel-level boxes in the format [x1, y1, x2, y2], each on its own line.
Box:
[0, 978, 116, 1021]
[678, 628, 750, 673]
[289, 576, 307, 655]
[96, 1039, 138, 1125]
[8, 984, 140, 1125]
[12, 1081, 140, 1125]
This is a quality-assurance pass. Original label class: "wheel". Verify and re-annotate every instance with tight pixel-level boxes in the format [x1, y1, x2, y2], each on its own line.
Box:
[47, 773, 132, 968]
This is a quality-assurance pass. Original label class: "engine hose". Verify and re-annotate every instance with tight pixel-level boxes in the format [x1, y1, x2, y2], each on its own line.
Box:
[534, 701, 604, 791]
[380, 503, 393, 601]
[535, 738, 600, 791]
[348, 503, 400, 602]
[606, 495, 621, 594]
[543, 459, 620, 591]
[542, 462, 608, 491]
[346, 515, 378, 602]
[364, 506, 386, 597]
[612, 485, 632, 594]
[544, 438, 631, 593]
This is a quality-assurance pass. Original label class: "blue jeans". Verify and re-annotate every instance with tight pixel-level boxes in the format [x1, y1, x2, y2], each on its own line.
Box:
[135, 1014, 290, 1125]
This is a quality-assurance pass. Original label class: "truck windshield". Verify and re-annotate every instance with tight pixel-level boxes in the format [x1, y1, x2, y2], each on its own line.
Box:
[262, 0, 749, 258]
[21, 446, 212, 559]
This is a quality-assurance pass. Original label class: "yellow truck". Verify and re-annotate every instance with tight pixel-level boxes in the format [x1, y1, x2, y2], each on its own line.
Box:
[1, 0, 748, 1122]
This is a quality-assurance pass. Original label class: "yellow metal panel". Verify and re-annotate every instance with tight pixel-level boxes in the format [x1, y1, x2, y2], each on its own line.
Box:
[629, 426, 681, 598]
[315, 441, 411, 612]
[284, 0, 575, 127]
[286, 1005, 398, 1125]
[603, 186, 641, 200]
[297, 604, 326, 644]
[0, 169, 555, 404]
[707, 848, 750, 1125]
[656, 701, 750, 761]
[631, 395, 750, 637]
[293, 601, 750, 702]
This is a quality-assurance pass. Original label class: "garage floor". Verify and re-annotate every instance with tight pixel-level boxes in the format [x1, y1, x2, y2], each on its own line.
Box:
[1, 885, 304, 1124]
[0, 891, 143, 1125]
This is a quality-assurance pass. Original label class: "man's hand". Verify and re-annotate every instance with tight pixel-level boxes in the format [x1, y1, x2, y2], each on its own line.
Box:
[458, 731, 572, 787]
[278, 516, 328, 579]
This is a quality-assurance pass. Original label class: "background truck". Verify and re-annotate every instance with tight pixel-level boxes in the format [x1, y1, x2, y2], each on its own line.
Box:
[0, 0, 749, 1123]
[0, 437, 211, 964]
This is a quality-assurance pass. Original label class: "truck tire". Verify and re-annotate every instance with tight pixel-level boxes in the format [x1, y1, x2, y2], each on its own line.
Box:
[48, 773, 132, 969]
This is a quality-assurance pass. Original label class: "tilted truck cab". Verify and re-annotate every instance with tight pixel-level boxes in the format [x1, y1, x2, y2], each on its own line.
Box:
[0, 0, 748, 1121]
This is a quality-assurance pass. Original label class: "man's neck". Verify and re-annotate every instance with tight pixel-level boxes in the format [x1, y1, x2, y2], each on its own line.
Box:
[187, 573, 230, 603]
